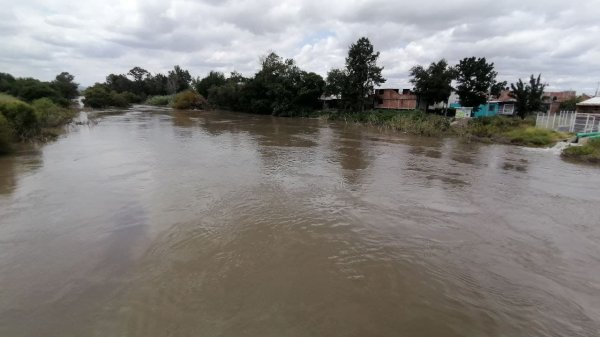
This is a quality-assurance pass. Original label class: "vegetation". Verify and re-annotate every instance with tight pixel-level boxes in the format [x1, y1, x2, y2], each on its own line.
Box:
[83, 65, 193, 108]
[0, 70, 80, 154]
[510, 74, 546, 119]
[172, 90, 208, 110]
[409, 59, 455, 111]
[460, 116, 565, 147]
[320, 110, 451, 136]
[455, 57, 506, 110]
[325, 37, 385, 112]
[561, 139, 600, 164]
[145, 95, 173, 106]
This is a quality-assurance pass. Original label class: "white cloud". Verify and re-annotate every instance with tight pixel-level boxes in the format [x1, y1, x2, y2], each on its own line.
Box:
[0, 0, 599, 93]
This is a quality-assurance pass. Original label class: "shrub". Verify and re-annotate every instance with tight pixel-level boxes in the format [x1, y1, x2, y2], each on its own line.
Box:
[31, 98, 75, 127]
[171, 90, 208, 110]
[0, 113, 13, 154]
[83, 84, 130, 108]
[145, 95, 173, 106]
[0, 100, 39, 139]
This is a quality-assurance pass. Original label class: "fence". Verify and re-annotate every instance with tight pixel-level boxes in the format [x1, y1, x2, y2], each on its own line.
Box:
[536, 111, 600, 133]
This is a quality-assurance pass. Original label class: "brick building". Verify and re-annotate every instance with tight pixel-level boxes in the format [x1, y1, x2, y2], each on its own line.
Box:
[374, 89, 417, 110]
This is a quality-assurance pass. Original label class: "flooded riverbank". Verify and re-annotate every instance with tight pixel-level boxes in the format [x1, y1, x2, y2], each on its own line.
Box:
[1, 107, 599, 337]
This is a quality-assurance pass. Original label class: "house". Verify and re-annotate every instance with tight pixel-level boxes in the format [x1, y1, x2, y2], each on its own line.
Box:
[320, 94, 341, 110]
[542, 91, 577, 113]
[374, 89, 417, 110]
[576, 97, 600, 115]
[453, 90, 518, 118]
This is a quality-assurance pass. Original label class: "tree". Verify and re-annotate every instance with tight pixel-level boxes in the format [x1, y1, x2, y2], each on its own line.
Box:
[167, 65, 192, 94]
[325, 68, 347, 97]
[52, 72, 79, 99]
[409, 59, 456, 112]
[0, 72, 16, 92]
[455, 57, 506, 110]
[127, 67, 150, 95]
[344, 37, 386, 111]
[510, 74, 546, 119]
[193, 71, 226, 97]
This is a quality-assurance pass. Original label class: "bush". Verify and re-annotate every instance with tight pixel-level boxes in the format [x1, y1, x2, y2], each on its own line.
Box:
[0, 113, 13, 154]
[31, 98, 75, 128]
[0, 101, 39, 139]
[171, 90, 208, 110]
[145, 95, 173, 106]
[83, 84, 130, 108]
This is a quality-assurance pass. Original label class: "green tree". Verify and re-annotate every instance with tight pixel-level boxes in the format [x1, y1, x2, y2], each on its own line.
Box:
[167, 65, 192, 94]
[52, 72, 79, 99]
[510, 74, 546, 119]
[193, 71, 227, 97]
[0, 73, 16, 92]
[409, 59, 456, 112]
[344, 37, 386, 111]
[325, 68, 347, 97]
[127, 67, 150, 95]
[455, 57, 506, 110]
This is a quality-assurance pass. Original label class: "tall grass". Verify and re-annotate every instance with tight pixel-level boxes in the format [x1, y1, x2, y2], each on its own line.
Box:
[460, 116, 565, 147]
[144, 95, 173, 106]
[327, 110, 452, 136]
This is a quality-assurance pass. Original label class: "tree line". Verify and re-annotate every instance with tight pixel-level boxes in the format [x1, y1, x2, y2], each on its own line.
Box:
[83, 36, 549, 119]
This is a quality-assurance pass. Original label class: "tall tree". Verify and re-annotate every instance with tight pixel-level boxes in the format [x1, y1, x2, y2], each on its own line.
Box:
[409, 59, 456, 112]
[167, 65, 192, 94]
[127, 67, 149, 95]
[510, 74, 546, 119]
[344, 37, 386, 112]
[455, 57, 506, 110]
[52, 72, 79, 99]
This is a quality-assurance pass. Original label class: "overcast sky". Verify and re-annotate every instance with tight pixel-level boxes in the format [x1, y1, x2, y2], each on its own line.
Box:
[1, 0, 599, 93]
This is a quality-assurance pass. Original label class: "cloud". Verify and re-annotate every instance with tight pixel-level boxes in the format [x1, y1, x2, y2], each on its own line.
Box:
[0, 0, 598, 93]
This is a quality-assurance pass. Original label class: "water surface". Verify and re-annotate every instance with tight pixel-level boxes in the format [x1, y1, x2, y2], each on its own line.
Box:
[1, 107, 599, 337]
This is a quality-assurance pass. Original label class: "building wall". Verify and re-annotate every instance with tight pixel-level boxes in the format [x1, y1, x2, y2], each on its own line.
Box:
[375, 89, 417, 110]
[577, 105, 600, 115]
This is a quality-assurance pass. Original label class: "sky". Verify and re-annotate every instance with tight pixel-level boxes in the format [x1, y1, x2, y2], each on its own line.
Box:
[1, 0, 599, 94]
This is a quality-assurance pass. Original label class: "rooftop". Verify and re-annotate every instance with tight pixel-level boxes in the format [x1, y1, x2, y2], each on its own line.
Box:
[577, 97, 600, 106]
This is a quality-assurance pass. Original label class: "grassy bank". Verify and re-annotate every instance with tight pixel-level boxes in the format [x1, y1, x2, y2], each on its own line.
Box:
[561, 138, 600, 164]
[311, 110, 566, 146]
[0, 93, 77, 154]
[314, 110, 452, 136]
[458, 116, 567, 147]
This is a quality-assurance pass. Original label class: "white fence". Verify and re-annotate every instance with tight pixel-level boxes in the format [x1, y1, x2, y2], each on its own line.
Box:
[536, 111, 600, 133]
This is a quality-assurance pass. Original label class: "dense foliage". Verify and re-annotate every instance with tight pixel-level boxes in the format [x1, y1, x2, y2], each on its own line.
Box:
[409, 59, 456, 111]
[324, 37, 385, 111]
[455, 57, 506, 110]
[510, 74, 546, 119]
[172, 90, 208, 110]
[0, 71, 79, 153]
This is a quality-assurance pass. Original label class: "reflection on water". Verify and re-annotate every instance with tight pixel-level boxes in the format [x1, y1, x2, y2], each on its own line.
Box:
[0, 107, 599, 337]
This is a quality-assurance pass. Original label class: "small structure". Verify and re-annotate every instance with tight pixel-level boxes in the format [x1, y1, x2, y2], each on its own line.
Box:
[374, 89, 417, 110]
[576, 97, 600, 115]
[454, 90, 518, 118]
[320, 94, 341, 110]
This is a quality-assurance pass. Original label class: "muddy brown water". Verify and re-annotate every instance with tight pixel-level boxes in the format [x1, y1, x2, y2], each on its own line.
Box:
[0, 107, 599, 337]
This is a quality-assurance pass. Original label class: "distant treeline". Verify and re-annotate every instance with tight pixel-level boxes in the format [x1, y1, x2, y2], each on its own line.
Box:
[85, 36, 552, 119]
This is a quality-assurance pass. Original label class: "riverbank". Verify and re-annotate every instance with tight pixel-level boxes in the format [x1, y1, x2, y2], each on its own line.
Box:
[0, 93, 77, 154]
[302, 109, 568, 148]
[561, 138, 600, 164]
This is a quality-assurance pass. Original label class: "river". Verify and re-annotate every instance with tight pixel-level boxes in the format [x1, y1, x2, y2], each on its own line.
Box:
[0, 107, 599, 337]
